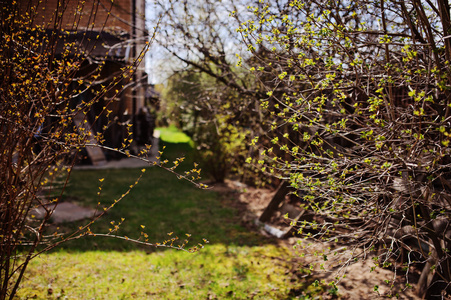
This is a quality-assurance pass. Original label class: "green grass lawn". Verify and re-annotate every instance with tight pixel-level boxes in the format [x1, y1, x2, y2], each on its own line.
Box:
[155, 125, 193, 145]
[15, 137, 321, 299]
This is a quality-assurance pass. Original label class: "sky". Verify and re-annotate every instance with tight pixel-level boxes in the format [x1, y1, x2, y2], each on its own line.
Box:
[143, 0, 251, 84]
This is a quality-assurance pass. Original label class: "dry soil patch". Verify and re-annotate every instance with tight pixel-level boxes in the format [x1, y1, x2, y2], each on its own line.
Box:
[210, 179, 420, 299]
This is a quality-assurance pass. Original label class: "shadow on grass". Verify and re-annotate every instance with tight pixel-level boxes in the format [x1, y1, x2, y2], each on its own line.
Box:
[50, 142, 275, 252]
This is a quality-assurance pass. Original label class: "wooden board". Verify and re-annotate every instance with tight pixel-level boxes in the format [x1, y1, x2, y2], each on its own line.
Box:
[258, 180, 306, 238]
[259, 181, 291, 223]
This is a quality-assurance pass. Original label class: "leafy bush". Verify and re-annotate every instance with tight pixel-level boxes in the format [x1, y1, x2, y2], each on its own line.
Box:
[236, 0, 451, 297]
[162, 70, 253, 183]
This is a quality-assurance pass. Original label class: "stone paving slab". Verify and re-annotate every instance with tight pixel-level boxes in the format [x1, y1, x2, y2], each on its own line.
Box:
[32, 134, 161, 223]
[74, 134, 160, 170]
[30, 202, 101, 224]
[73, 156, 156, 170]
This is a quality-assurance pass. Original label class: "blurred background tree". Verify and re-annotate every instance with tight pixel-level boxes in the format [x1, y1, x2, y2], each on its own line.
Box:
[162, 67, 253, 183]
[150, 0, 275, 184]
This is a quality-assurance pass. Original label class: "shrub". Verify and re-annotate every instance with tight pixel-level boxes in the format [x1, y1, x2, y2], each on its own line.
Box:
[0, 2, 202, 299]
[237, 0, 451, 297]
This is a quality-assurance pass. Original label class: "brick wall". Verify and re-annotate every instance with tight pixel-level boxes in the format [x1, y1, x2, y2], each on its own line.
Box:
[25, 0, 133, 33]
[21, 0, 148, 125]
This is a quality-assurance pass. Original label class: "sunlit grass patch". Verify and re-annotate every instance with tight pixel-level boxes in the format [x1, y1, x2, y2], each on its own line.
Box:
[156, 125, 193, 145]
[18, 245, 304, 299]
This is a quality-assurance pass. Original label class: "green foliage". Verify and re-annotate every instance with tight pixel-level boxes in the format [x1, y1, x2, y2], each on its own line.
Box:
[162, 69, 255, 183]
[193, 115, 251, 183]
[236, 0, 451, 297]
[152, 0, 277, 186]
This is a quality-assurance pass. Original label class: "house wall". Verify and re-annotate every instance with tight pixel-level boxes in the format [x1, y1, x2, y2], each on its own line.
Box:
[20, 0, 149, 154]
[23, 0, 148, 130]
[25, 0, 133, 33]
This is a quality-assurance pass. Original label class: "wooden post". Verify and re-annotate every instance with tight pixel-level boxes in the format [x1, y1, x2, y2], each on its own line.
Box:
[259, 181, 291, 223]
